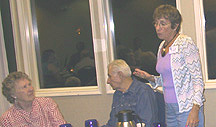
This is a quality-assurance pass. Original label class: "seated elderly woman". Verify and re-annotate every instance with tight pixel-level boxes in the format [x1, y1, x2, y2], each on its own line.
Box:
[0, 71, 67, 127]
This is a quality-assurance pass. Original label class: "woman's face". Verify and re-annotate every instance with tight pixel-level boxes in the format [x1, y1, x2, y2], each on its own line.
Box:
[154, 17, 177, 41]
[13, 78, 35, 104]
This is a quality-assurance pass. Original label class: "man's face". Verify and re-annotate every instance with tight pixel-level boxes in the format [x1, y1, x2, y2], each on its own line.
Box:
[107, 67, 122, 90]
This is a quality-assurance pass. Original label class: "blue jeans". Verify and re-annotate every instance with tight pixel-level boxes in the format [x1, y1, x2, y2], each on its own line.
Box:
[165, 103, 204, 127]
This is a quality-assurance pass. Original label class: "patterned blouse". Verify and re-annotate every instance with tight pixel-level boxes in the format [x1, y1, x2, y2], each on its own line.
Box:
[150, 34, 205, 113]
[0, 97, 66, 127]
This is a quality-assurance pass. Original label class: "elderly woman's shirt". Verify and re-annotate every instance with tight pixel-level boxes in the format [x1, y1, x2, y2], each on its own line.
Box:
[0, 97, 66, 127]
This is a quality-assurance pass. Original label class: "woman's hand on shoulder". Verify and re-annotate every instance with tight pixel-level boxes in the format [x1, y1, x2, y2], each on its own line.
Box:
[133, 68, 149, 79]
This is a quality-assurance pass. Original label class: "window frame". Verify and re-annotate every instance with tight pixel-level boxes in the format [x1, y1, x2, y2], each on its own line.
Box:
[9, 0, 110, 97]
[194, 0, 216, 89]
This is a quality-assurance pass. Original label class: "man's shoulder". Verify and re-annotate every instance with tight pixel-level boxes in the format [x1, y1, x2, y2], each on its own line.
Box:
[133, 79, 152, 90]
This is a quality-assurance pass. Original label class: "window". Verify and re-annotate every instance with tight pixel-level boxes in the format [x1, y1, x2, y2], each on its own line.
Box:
[108, 1, 175, 77]
[104, 0, 176, 92]
[0, 0, 17, 73]
[31, 0, 97, 88]
[194, 0, 216, 88]
[9, 0, 107, 96]
[203, 0, 216, 80]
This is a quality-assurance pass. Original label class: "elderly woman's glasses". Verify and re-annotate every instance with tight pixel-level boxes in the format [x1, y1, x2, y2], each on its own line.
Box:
[152, 21, 170, 27]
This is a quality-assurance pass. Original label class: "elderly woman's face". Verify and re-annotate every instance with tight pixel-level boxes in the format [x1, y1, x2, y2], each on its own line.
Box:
[13, 78, 35, 104]
[153, 17, 176, 41]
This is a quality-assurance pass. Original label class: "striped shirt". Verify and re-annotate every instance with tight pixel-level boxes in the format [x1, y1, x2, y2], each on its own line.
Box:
[0, 97, 66, 127]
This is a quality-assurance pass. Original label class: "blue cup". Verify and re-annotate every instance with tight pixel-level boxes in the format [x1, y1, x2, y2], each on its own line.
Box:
[153, 122, 166, 127]
[59, 123, 72, 127]
[85, 119, 98, 127]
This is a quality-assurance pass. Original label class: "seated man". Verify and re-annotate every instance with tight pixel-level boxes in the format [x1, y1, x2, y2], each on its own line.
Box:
[102, 59, 158, 127]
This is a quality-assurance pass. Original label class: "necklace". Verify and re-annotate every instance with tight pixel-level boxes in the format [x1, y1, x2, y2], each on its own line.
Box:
[161, 32, 179, 57]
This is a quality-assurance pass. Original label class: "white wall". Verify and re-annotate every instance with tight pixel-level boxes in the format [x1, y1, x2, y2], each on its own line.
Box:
[53, 93, 113, 126]
[204, 89, 216, 126]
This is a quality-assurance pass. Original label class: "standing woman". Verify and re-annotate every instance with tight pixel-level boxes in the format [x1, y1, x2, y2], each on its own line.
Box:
[133, 5, 205, 127]
[0, 71, 67, 127]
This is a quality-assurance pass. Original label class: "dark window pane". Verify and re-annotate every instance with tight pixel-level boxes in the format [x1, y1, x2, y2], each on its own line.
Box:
[0, 0, 17, 73]
[111, 0, 176, 80]
[203, 0, 216, 79]
[31, 0, 97, 88]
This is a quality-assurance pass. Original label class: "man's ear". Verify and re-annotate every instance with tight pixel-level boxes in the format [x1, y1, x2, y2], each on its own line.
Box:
[118, 71, 124, 79]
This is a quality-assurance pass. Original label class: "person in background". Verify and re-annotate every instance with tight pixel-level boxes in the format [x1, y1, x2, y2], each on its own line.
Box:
[0, 71, 67, 127]
[64, 76, 81, 87]
[133, 4, 205, 127]
[74, 49, 96, 86]
[102, 59, 158, 127]
[42, 49, 63, 87]
[67, 41, 86, 71]
[117, 46, 137, 71]
[74, 49, 95, 72]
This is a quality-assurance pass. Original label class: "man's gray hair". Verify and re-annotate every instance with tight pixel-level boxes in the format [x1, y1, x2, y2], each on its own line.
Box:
[108, 59, 131, 77]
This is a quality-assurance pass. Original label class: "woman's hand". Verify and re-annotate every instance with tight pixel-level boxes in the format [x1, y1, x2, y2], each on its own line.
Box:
[186, 105, 200, 127]
[133, 68, 154, 82]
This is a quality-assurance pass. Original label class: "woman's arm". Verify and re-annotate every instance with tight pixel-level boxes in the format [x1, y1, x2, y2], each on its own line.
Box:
[133, 68, 155, 82]
[182, 38, 204, 106]
[133, 68, 163, 88]
[182, 37, 204, 127]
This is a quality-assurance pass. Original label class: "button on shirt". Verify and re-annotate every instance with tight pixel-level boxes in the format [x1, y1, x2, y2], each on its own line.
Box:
[103, 78, 158, 127]
[0, 97, 66, 127]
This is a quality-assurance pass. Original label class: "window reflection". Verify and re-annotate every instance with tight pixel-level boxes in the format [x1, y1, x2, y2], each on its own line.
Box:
[31, 0, 97, 88]
[203, 0, 216, 79]
[111, 0, 176, 81]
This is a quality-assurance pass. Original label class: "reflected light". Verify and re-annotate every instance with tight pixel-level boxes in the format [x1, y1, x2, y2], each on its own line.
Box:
[110, 21, 115, 32]
[76, 28, 81, 35]
[70, 68, 74, 72]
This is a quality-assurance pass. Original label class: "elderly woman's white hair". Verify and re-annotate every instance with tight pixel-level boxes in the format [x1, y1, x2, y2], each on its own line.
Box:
[2, 71, 31, 104]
